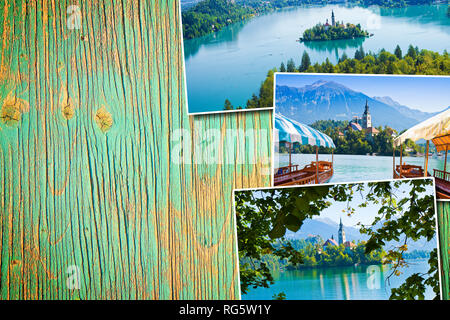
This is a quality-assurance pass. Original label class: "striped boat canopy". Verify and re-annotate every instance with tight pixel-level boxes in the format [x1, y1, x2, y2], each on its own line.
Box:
[275, 113, 336, 148]
[394, 108, 450, 152]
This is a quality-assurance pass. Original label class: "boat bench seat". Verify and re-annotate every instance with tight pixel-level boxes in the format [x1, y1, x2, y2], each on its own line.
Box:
[435, 177, 450, 198]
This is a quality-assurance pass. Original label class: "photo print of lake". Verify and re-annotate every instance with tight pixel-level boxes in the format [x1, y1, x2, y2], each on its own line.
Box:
[273, 73, 450, 199]
[234, 178, 442, 300]
[180, 0, 450, 114]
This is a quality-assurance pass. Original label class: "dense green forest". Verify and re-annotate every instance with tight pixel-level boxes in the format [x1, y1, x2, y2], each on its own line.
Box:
[277, 119, 425, 156]
[249, 239, 430, 273]
[241, 238, 386, 273]
[241, 0, 436, 7]
[222, 46, 449, 110]
[182, 0, 440, 40]
[301, 23, 370, 41]
[351, 0, 434, 7]
[182, 0, 254, 39]
[182, 0, 314, 39]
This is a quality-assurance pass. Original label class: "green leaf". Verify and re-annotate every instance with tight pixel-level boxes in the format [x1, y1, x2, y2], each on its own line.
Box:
[295, 197, 309, 212]
[268, 223, 286, 239]
[285, 214, 302, 232]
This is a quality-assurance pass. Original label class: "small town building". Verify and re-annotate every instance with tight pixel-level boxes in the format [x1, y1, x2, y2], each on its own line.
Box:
[323, 235, 338, 248]
[344, 241, 356, 249]
[348, 121, 363, 131]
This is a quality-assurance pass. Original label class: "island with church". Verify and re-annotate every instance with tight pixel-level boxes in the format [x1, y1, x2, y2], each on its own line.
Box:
[299, 11, 372, 42]
[250, 217, 388, 271]
[238, 216, 388, 272]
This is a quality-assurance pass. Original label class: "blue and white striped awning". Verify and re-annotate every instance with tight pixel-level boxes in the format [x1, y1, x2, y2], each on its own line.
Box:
[275, 113, 336, 148]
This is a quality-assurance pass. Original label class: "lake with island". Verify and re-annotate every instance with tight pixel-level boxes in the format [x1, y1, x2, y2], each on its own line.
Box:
[183, 4, 450, 113]
[276, 153, 446, 183]
[242, 258, 434, 300]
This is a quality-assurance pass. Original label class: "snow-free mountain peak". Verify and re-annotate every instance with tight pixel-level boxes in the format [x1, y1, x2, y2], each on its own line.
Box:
[276, 81, 444, 130]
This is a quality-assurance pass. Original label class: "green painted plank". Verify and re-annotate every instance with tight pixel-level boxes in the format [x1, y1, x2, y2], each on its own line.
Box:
[438, 201, 450, 300]
[0, 0, 272, 299]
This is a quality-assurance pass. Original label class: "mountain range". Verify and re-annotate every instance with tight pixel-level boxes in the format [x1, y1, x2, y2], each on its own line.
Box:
[285, 217, 436, 252]
[276, 80, 447, 131]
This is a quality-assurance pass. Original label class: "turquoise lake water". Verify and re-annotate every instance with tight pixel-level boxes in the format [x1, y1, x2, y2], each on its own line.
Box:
[183, 4, 450, 113]
[277, 153, 446, 183]
[242, 259, 434, 300]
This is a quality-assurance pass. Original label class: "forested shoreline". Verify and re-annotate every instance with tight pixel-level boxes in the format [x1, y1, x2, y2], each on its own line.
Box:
[241, 238, 386, 273]
[242, 237, 431, 274]
[223, 46, 450, 155]
[226, 46, 450, 111]
[182, 0, 443, 40]
[278, 119, 426, 156]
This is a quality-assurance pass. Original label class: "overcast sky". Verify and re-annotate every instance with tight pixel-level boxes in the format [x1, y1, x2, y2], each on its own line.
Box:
[276, 73, 450, 113]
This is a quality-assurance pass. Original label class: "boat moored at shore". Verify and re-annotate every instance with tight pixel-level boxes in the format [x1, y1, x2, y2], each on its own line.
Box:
[393, 109, 450, 199]
[274, 114, 336, 186]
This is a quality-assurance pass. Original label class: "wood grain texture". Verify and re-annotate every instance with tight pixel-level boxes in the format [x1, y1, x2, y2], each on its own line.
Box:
[0, 0, 272, 299]
[438, 201, 449, 300]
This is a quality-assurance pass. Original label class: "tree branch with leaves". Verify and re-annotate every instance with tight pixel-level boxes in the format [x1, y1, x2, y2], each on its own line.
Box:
[235, 179, 439, 299]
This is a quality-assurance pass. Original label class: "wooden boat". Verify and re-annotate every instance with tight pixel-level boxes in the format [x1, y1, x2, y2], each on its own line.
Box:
[274, 159, 334, 187]
[393, 109, 450, 199]
[274, 114, 336, 187]
[434, 169, 450, 199]
[394, 164, 429, 179]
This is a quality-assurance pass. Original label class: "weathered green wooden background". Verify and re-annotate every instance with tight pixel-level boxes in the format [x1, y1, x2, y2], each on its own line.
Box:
[0, 0, 272, 299]
[0, 0, 448, 300]
[438, 201, 449, 300]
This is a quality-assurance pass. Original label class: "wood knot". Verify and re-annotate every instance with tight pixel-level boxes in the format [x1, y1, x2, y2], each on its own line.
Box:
[95, 107, 113, 133]
[0, 94, 29, 127]
[10, 259, 21, 266]
[61, 99, 75, 120]
[1, 101, 21, 126]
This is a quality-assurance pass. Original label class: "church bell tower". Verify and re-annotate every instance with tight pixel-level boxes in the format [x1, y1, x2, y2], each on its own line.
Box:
[362, 99, 372, 129]
[338, 218, 346, 245]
